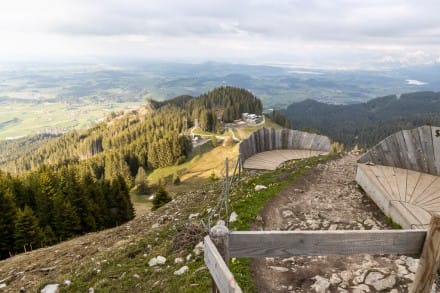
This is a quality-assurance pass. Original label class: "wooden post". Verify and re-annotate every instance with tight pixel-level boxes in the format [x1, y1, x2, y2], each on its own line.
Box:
[210, 220, 230, 293]
[411, 215, 440, 293]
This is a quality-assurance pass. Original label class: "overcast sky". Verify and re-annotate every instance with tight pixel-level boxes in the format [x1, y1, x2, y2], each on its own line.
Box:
[1, 0, 440, 69]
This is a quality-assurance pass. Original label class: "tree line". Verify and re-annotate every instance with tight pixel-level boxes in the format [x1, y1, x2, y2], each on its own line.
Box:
[283, 91, 440, 147]
[0, 164, 134, 260]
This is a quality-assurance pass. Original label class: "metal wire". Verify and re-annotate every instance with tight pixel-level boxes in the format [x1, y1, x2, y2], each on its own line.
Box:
[207, 155, 242, 234]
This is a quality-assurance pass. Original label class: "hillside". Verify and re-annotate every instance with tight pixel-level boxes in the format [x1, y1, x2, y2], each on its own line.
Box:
[0, 146, 331, 292]
[283, 91, 440, 147]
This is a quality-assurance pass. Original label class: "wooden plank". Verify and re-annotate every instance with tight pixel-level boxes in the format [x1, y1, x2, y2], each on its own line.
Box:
[411, 215, 440, 293]
[419, 126, 435, 174]
[204, 236, 242, 293]
[229, 230, 426, 258]
[395, 131, 411, 170]
[403, 129, 419, 172]
[432, 126, 440, 175]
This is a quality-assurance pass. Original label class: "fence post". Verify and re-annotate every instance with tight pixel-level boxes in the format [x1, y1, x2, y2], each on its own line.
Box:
[411, 215, 440, 293]
[210, 220, 230, 293]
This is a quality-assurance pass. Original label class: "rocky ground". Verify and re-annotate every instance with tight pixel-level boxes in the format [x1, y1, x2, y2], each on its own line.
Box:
[252, 154, 437, 293]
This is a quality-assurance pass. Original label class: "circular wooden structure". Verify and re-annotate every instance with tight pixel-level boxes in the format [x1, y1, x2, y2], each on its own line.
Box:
[239, 128, 331, 170]
[356, 125, 440, 228]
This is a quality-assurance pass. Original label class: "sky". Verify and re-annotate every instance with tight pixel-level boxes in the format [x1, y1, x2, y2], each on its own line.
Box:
[1, 0, 440, 69]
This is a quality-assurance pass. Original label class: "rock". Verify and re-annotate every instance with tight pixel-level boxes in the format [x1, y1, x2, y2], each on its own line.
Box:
[211, 220, 228, 236]
[63, 280, 72, 286]
[193, 241, 204, 256]
[40, 284, 59, 293]
[0, 283, 6, 289]
[156, 256, 166, 264]
[328, 224, 338, 230]
[311, 276, 330, 293]
[396, 264, 408, 275]
[152, 223, 160, 229]
[229, 211, 238, 222]
[364, 272, 396, 291]
[174, 257, 184, 264]
[188, 213, 199, 220]
[351, 284, 370, 293]
[255, 185, 267, 191]
[282, 210, 294, 218]
[88, 288, 94, 293]
[390, 290, 398, 293]
[174, 266, 189, 275]
[186, 254, 192, 261]
[330, 273, 342, 285]
[133, 274, 140, 279]
[340, 270, 352, 282]
[148, 258, 158, 266]
[406, 257, 418, 273]
[363, 218, 375, 227]
[268, 266, 289, 272]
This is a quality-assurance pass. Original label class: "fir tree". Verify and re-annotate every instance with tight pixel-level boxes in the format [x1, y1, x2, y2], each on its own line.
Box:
[152, 184, 171, 210]
[14, 206, 44, 252]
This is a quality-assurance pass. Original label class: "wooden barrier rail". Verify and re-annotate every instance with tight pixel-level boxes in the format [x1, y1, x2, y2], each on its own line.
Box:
[204, 236, 242, 293]
[229, 230, 426, 258]
[205, 216, 440, 293]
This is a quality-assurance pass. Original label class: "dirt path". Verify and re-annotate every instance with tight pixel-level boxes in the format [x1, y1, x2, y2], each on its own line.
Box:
[251, 154, 425, 292]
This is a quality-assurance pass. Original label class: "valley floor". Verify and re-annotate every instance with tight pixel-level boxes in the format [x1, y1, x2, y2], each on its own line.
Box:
[252, 155, 425, 292]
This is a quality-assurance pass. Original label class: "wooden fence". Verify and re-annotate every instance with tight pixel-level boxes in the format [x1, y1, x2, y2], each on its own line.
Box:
[205, 215, 440, 293]
[358, 125, 440, 176]
[239, 128, 331, 162]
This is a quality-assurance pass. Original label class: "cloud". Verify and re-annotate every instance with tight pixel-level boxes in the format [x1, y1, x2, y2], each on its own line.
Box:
[0, 0, 440, 67]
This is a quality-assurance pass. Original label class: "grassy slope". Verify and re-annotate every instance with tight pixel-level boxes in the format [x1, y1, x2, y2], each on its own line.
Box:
[59, 153, 332, 292]
[0, 119, 324, 292]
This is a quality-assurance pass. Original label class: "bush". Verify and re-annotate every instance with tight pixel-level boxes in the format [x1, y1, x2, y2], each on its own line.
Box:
[152, 185, 172, 210]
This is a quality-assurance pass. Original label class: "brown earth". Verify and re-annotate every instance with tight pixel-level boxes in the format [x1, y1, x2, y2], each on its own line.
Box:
[251, 154, 427, 292]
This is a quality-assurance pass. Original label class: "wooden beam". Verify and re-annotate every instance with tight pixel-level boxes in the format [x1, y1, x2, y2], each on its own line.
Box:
[229, 230, 426, 258]
[204, 236, 242, 293]
[411, 215, 440, 293]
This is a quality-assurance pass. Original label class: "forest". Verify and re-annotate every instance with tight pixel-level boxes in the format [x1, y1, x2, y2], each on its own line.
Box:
[283, 91, 440, 147]
[0, 165, 134, 260]
[0, 86, 262, 260]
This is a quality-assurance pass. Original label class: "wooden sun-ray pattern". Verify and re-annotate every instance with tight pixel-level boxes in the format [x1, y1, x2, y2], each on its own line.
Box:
[239, 128, 331, 170]
[357, 125, 440, 229]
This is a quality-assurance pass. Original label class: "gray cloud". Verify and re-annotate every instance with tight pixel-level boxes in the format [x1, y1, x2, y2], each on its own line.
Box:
[1, 0, 440, 67]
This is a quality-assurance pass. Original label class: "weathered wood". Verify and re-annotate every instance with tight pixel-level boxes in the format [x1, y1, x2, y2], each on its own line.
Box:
[411, 215, 440, 293]
[205, 236, 242, 293]
[229, 230, 426, 258]
[239, 128, 331, 170]
[358, 126, 440, 176]
[432, 126, 440, 175]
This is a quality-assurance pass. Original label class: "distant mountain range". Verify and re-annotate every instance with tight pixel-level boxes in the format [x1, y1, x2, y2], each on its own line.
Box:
[283, 91, 440, 147]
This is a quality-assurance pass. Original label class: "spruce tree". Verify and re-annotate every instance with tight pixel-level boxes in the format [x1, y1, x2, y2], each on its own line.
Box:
[152, 184, 171, 210]
[14, 206, 44, 253]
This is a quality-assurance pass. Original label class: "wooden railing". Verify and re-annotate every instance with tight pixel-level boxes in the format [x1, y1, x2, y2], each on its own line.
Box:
[205, 215, 440, 293]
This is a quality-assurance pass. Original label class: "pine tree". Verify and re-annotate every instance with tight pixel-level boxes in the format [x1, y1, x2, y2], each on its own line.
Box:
[152, 184, 171, 210]
[14, 206, 44, 253]
[134, 167, 148, 194]
[0, 188, 17, 259]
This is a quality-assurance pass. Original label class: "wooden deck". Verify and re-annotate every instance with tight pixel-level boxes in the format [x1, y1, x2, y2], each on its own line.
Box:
[243, 149, 327, 170]
[357, 163, 440, 229]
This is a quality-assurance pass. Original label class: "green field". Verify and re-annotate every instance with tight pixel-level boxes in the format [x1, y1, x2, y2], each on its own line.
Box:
[0, 101, 143, 140]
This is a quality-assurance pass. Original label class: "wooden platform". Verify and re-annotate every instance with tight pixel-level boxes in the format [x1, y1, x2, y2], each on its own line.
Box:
[243, 149, 327, 170]
[356, 163, 440, 229]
